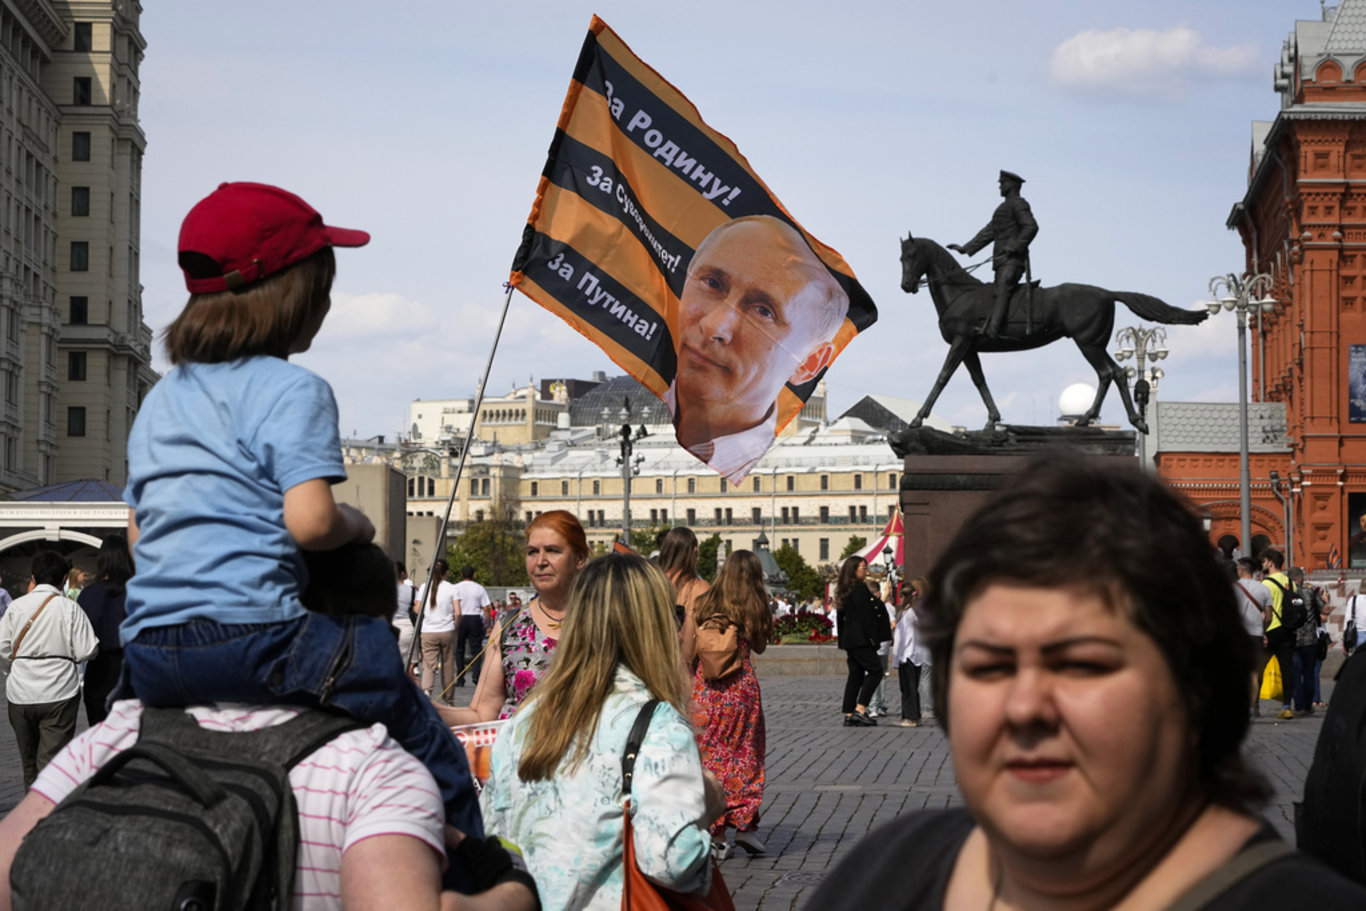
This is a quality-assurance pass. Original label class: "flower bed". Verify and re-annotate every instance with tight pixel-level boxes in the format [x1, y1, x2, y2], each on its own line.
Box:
[774, 609, 834, 644]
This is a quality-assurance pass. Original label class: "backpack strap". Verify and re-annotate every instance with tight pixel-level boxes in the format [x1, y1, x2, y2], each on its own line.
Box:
[620, 699, 660, 798]
[1265, 578, 1292, 623]
[1164, 838, 1295, 911]
[11, 594, 58, 659]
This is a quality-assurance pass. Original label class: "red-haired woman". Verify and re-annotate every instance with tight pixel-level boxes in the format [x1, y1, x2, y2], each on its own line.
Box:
[440, 510, 589, 725]
[691, 549, 773, 860]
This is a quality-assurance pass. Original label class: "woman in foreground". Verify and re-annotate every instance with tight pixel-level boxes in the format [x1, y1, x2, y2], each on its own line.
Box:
[481, 552, 722, 910]
[806, 453, 1366, 910]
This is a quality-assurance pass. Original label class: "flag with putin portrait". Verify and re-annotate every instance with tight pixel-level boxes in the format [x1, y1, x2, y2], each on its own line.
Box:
[510, 16, 877, 483]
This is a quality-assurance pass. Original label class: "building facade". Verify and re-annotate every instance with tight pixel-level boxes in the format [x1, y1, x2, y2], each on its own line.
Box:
[0, 1, 153, 491]
[1189, 0, 1366, 569]
[347, 415, 904, 570]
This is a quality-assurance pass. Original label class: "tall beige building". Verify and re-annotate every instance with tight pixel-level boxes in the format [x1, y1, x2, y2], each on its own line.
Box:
[0, 1, 153, 491]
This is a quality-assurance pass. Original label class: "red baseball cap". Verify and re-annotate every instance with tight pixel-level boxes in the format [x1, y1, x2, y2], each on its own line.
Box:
[178, 182, 370, 293]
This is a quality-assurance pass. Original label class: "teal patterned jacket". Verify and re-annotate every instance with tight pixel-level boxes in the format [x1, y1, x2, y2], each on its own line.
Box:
[481, 668, 712, 910]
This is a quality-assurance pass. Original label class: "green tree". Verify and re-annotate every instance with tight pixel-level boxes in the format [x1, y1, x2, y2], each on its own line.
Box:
[839, 535, 867, 561]
[697, 533, 723, 582]
[447, 497, 528, 586]
[630, 526, 668, 555]
[773, 544, 823, 600]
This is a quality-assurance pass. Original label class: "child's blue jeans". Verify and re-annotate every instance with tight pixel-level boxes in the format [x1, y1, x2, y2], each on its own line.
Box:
[121, 613, 483, 850]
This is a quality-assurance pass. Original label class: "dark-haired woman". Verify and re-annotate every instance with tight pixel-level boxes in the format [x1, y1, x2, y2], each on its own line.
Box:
[658, 526, 711, 665]
[807, 453, 1366, 910]
[77, 534, 134, 725]
[835, 556, 888, 727]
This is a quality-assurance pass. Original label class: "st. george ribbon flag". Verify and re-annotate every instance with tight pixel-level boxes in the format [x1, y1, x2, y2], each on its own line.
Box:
[510, 16, 877, 484]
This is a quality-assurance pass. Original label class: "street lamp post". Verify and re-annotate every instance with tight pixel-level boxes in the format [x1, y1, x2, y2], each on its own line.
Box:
[615, 397, 647, 546]
[1268, 469, 1294, 560]
[1112, 326, 1169, 469]
[1202, 273, 1277, 557]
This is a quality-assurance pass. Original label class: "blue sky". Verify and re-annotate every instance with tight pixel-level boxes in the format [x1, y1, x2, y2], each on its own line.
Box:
[138, 1, 1315, 438]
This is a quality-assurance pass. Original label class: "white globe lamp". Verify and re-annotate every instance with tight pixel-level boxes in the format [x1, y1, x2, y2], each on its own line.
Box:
[1058, 383, 1096, 424]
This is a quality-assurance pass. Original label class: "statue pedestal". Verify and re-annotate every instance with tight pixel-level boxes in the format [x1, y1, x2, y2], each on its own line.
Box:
[895, 425, 1136, 576]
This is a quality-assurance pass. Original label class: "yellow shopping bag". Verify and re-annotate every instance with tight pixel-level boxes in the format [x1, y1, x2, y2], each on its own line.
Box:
[1260, 655, 1282, 702]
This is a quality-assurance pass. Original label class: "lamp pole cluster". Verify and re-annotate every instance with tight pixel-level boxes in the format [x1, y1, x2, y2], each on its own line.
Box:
[1201, 272, 1277, 557]
[1112, 326, 1168, 468]
[615, 397, 647, 546]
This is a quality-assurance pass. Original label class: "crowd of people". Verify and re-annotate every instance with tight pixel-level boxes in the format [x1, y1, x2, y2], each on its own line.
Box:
[0, 182, 1364, 910]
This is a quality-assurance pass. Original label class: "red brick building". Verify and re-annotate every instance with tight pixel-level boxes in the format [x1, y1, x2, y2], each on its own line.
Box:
[1158, 2, 1366, 570]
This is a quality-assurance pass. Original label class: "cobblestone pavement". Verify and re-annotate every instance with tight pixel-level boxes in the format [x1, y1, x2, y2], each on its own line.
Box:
[0, 675, 1331, 910]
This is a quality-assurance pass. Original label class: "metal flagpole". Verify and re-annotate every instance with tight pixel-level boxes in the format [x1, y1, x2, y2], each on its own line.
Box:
[406, 283, 517, 674]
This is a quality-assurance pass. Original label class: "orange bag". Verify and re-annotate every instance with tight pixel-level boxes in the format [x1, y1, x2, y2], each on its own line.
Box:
[695, 618, 741, 681]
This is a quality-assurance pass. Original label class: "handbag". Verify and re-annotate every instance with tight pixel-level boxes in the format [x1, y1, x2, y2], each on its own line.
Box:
[1347, 596, 1359, 656]
[621, 699, 735, 911]
[1260, 655, 1282, 702]
[695, 618, 742, 682]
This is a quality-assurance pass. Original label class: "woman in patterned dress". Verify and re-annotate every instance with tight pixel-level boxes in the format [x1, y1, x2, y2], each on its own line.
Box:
[440, 510, 588, 724]
[482, 552, 724, 911]
[691, 549, 773, 860]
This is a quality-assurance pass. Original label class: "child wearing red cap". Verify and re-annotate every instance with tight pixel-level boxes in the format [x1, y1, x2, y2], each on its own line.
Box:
[116, 183, 483, 862]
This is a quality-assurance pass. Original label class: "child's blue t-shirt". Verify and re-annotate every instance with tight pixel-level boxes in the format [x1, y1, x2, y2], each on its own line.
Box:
[121, 357, 346, 643]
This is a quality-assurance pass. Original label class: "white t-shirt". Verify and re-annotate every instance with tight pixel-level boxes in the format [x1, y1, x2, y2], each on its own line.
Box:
[395, 580, 416, 625]
[1233, 579, 1272, 638]
[452, 579, 491, 618]
[34, 700, 445, 911]
[415, 579, 458, 633]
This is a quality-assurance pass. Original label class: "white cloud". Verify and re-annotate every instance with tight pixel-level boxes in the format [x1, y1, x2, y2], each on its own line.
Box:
[1048, 26, 1261, 100]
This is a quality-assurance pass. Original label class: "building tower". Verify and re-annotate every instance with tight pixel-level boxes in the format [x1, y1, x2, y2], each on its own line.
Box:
[1228, 0, 1366, 568]
[0, 1, 152, 490]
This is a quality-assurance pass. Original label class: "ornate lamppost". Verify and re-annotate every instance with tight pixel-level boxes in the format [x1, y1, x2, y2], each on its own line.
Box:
[1112, 326, 1168, 469]
[616, 397, 647, 546]
[1202, 273, 1277, 557]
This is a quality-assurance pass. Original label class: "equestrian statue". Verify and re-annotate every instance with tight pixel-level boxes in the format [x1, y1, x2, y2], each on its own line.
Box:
[899, 219, 1207, 434]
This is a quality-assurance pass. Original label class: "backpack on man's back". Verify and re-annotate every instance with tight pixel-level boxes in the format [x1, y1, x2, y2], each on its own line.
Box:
[10, 706, 360, 911]
[1266, 578, 1309, 646]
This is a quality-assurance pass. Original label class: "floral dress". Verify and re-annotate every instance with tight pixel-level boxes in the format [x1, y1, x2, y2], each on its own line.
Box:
[691, 638, 765, 836]
[498, 607, 558, 719]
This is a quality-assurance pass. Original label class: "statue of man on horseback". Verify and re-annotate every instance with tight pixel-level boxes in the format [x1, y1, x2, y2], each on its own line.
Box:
[947, 170, 1037, 340]
[898, 231, 1208, 435]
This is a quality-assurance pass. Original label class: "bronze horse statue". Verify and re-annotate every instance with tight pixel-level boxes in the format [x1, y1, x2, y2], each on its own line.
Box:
[899, 234, 1207, 434]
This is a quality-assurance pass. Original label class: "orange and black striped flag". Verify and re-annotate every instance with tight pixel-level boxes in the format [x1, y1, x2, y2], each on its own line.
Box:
[510, 16, 877, 483]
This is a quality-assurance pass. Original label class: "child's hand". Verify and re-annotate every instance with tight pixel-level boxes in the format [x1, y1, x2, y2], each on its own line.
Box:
[340, 503, 375, 544]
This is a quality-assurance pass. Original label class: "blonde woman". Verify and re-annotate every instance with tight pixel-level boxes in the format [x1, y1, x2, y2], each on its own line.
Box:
[658, 526, 710, 665]
[482, 552, 723, 911]
[691, 549, 773, 859]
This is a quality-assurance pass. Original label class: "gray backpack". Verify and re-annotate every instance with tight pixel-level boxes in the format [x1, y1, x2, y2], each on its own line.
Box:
[10, 706, 362, 911]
